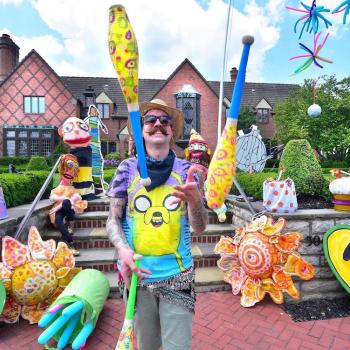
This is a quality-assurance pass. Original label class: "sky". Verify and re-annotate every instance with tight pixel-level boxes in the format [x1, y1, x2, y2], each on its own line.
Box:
[0, 0, 349, 85]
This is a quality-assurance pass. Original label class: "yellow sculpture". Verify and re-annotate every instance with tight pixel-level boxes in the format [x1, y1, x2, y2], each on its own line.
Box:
[0, 227, 80, 323]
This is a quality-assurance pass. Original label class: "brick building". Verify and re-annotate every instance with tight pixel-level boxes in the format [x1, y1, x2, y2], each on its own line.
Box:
[0, 33, 298, 158]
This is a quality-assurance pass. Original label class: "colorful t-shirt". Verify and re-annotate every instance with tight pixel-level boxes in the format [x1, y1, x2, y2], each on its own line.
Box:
[107, 157, 194, 283]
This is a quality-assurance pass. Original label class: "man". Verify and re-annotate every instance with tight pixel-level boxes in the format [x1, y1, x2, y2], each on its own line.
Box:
[106, 99, 208, 350]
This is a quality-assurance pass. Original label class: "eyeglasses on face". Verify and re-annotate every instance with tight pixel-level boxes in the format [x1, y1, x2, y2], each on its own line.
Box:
[143, 114, 172, 127]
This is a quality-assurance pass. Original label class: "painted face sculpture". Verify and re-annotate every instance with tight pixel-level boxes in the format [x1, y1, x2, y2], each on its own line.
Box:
[214, 216, 315, 307]
[185, 129, 211, 169]
[59, 154, 79, 183]
[59, 117, 91, 148]
[0, 227, 80, 323]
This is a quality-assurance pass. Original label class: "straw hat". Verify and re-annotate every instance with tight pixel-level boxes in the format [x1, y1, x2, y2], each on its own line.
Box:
[128, 99, 184, 141]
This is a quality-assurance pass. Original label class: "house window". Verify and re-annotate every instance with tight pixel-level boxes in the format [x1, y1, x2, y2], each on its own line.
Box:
[109, 142, 116, 153]
[101, 141, 108, 156]
[97, 103, 110, 119]
[101, 141, 116, 156]
[257, 108, 269, 124]
[3, 127, 58, 157]
[24, 96, 45, 114]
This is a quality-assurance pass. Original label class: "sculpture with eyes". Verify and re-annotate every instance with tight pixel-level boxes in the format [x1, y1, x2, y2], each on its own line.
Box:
[58, 117, 95, 200]
[129, 184, 187, 272]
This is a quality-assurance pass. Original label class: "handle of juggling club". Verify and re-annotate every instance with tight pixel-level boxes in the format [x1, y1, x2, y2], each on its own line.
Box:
[228, 35, 254, 120]
[125, 253, 142, 320]
[129, 110, 151, 187]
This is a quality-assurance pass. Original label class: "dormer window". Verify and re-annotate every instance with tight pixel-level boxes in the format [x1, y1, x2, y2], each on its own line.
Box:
[97, 103, 110, 119]
[257, 108, 269, 124]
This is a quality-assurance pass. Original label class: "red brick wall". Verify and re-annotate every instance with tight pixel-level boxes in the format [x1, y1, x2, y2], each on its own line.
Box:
[257, 111, 276, 139]
[154, 62, 223, 157]
[0, 51, 78, 156]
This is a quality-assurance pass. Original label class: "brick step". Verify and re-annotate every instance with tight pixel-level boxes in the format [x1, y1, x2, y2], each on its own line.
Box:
[105, 266, 228, 298]
[84, 197, 233, 224]
[42, 224, 235, 248]
[74, 243, 219, 272]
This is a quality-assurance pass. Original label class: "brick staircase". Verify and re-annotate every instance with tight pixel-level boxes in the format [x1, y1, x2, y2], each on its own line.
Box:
[42, 196, 235, 297]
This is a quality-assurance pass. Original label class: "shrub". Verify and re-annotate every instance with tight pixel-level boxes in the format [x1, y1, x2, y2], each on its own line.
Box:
[48, 141, 69, 165]
[231, 171, 278, 200]
[26, 156, 50, 172]
[0, 171, 52, 208]
[279, 139, 325, 196]
[105, 152, 121, 161]
[320, 160, 349, 168]
[0, 156, 30, 166]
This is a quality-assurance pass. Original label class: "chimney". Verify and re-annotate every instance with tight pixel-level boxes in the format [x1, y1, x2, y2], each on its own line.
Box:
[0, 34, 19, 82]
[230, 67, 238, 82]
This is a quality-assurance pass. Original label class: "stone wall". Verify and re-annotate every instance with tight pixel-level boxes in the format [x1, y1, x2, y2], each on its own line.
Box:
[226, 196, 350, 302]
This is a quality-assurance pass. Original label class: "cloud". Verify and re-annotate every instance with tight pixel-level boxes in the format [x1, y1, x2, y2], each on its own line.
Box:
[0, 0, 23, 5]
[25, 0, 283, 82]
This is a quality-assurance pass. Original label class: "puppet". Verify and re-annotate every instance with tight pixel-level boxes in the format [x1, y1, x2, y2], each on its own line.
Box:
[49, 154, 88, 256]
[0, 227, 80, 324]
[215, 216, 315, 307]
[59, 117, 95, 200]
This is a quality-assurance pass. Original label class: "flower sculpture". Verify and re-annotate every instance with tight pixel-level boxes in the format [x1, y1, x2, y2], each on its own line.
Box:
[0, 226, 81, 323]
[214, 216, 315, 307]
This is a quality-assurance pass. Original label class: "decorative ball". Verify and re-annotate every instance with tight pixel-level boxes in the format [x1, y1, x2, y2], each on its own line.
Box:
[307, 104, 322, 117]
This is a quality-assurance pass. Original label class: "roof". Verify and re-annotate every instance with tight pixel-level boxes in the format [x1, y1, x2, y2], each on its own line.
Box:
[208, 81, 299, 109]
[61, 60, 299, 117]
[61, 76, 165, 117]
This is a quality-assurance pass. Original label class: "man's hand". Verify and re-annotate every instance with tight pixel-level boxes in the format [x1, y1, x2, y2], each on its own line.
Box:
[171, 181, 202, 207]
[118, 246, 152, 289]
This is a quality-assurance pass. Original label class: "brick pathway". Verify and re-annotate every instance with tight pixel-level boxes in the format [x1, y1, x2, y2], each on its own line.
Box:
[1, 291, 350, 350]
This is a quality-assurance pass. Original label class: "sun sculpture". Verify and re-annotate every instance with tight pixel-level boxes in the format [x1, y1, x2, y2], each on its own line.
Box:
[0, 227, 81, 323]
[214, 216, 315, 307]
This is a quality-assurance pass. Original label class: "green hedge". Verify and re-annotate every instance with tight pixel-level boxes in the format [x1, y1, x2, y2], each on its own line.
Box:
[0, 171, 52, 208]
[231, 172, 278, 200]
[0, 156, 30, 166]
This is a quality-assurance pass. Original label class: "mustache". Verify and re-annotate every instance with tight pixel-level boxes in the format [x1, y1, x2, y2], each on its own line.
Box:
[148, 125, 168, 136]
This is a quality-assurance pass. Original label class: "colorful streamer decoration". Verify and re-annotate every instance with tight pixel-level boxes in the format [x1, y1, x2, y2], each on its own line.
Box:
[206, 35, 254, 210]
[332, 1, 350, 24]
[289, 32, 332, 75]
[84, 105, 109, 192]
[286, 1, 332, 39]
[108, 5, 151, 187]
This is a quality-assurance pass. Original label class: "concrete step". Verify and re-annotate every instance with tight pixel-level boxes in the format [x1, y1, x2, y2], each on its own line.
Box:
[74, 243, 220, 271]
[42, 224, 235, 248]
[105, 266, 228, 298]
[84, 197, 233, 224]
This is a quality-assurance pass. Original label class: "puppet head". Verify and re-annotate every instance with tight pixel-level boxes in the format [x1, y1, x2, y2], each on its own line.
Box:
[185, 129, 211, 168]
[59, 117, 91, 148]
[59, 154, 79, 185]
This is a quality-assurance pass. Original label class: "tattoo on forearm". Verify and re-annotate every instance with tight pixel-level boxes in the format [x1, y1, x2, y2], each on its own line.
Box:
[106, 197, 128, 250]
[189, 200, 208, 234]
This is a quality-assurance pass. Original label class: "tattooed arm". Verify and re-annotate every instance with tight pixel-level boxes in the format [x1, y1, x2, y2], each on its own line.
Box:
[106, 197, 151, 288]
[106, 197, 128, 250]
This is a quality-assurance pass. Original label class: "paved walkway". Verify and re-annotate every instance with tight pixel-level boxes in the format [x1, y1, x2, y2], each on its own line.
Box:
[1, 291, 350, 350]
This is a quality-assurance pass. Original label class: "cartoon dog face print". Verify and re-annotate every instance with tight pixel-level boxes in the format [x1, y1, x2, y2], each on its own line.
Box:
[129, 185, 185, 259]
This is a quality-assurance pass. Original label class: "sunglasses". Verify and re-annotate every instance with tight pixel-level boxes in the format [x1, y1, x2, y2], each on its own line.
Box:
[143, 114, 172, 127]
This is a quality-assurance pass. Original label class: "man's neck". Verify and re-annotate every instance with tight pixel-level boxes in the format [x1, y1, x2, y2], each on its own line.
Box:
[145, 145, 170, 161]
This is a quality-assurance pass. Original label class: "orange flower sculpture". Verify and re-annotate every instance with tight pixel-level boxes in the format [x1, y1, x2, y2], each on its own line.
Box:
[214, 216, 315, 307]
[0, 227, 81, 323]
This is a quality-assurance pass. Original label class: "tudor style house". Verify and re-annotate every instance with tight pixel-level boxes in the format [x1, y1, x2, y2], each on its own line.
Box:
[0, 33, 298, 158]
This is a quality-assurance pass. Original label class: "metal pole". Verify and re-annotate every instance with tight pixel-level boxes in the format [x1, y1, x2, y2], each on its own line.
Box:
[233, 178, 257, 215]
[14, 155, 62, 240]
[217, 0, 233, 144]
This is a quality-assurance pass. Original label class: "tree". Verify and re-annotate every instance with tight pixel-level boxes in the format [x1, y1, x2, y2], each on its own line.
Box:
[273, 75, 350, 162]
[237, 106, 256, 130]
